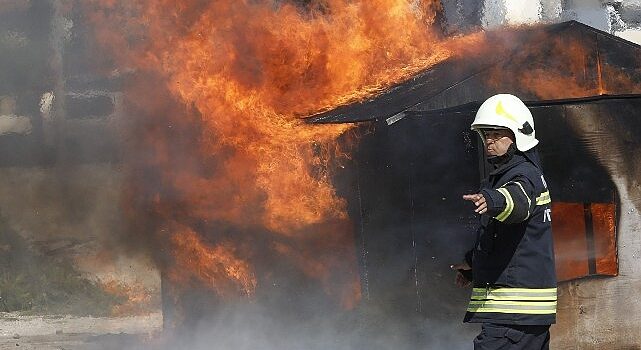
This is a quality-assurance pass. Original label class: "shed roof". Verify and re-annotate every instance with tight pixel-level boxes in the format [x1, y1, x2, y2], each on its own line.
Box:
[308, 21, 641, 124]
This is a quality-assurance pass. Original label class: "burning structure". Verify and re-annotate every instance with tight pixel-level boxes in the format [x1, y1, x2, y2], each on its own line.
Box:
[146, 15, 641, 350]
[2, 0, 641, 349]
[310, 20, 641, 349]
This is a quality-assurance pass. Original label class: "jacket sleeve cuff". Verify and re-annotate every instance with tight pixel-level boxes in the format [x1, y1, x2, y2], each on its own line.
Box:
[480, 188, 506, 217]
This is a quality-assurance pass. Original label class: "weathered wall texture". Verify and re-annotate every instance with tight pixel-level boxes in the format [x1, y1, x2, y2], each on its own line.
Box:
[442, 0, 641, 44]
[0, 0, 158, 292]
[549, 105, 641, 349]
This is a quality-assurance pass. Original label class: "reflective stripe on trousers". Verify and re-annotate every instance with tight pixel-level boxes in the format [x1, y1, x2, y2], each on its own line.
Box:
[468, 287, 557, 315]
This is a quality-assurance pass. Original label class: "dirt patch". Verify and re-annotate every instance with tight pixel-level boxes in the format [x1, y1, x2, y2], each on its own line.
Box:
[0, 312, 161, 350]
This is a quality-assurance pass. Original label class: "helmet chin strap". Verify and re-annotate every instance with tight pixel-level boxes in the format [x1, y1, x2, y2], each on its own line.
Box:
[487, 143, 517, 166]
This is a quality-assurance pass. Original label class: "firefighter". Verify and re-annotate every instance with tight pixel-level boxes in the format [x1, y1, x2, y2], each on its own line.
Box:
[451, 94, 556, 350]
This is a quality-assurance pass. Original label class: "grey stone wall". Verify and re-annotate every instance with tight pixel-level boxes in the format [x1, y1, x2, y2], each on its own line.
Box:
[0, 0, 158, 294]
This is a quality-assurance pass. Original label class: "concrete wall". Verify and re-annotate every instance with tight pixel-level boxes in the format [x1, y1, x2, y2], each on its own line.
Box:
[0, 0, 158, 293]
[442, 0, 641, 45]
[550, 106, 641, 349]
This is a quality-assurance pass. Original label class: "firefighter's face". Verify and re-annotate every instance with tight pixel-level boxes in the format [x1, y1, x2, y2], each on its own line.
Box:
[483, 129, 514, 157]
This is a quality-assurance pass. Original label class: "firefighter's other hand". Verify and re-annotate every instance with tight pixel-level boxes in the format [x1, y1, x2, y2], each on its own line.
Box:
[463, 193, 487, 214]
[451, 262, 472, 288]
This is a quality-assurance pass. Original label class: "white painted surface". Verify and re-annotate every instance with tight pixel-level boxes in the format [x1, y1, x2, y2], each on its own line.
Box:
[504, 0, 542, 25]
[616, 28, 641, 45]
[622, 0, 641, 6]
[562, 0, 611, 32]
[540, 0, 563, 21]
[482, 0, 507, 28]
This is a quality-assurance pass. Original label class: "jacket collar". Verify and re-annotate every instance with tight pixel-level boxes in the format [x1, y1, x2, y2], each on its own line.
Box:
[489, 152, 529, 176]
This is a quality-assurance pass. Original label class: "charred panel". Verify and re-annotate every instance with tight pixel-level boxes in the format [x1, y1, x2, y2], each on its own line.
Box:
[338, 113, 480, 344]
[532, 104, 614, 203]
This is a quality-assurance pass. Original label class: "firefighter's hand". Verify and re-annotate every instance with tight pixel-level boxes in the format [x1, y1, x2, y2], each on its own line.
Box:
[463, 193, 487, 214]
[451, 262, 472, 288]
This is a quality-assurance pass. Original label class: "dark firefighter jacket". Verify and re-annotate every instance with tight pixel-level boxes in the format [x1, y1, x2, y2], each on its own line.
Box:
[463, 150, 557, 326]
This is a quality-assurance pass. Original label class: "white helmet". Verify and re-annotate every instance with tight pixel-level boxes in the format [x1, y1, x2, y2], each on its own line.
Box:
[471, 94, 538, 152]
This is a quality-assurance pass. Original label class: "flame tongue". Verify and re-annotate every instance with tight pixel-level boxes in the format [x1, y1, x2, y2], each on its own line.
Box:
[168, 224, 257, 298]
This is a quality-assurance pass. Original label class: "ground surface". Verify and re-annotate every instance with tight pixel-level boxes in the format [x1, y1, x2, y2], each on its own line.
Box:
[0, 312, 162, 350]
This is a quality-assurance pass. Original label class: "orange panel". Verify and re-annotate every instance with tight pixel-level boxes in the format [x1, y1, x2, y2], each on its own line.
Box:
[551, 203, 589, 282]
[591, 203, 618, 276]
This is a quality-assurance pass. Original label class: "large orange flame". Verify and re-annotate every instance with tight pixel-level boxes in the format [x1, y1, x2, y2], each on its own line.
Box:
[83, 0, 462, 309]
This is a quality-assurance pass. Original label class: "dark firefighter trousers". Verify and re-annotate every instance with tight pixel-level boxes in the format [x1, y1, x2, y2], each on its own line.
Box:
[473, 323, 550, 350]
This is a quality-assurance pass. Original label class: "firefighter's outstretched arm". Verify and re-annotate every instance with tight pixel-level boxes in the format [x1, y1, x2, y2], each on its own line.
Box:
[468, 176, 535, 224]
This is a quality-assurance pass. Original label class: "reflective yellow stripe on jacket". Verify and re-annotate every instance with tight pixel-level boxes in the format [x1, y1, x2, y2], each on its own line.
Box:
[495, 188, 514, 222]
[467, 287, 557, 315]
[536, 191, 551, 205]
